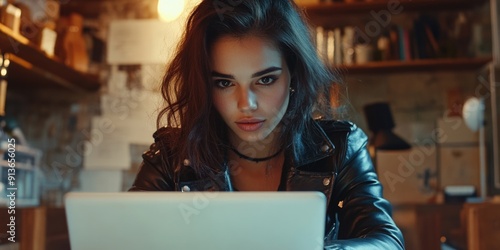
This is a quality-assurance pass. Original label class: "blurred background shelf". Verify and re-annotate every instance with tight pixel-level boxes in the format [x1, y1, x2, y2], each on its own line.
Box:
[298, 0, 489, 16]
[336, 57, 492, 75]
[0, 23, 101, 92]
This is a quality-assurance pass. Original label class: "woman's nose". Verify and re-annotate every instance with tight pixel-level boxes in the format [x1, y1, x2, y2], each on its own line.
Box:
[238, 87, 257, 113]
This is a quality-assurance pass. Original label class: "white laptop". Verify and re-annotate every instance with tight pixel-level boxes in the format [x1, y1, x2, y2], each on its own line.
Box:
[65, 192, 326, 250]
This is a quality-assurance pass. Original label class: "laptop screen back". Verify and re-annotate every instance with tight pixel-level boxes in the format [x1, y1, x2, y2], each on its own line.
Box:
[65, 192, 326, 250]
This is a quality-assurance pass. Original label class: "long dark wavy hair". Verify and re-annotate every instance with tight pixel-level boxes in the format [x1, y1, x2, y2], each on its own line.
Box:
[157, 0, 341, 177]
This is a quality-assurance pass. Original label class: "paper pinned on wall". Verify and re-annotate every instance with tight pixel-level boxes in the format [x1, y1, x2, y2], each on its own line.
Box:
[437, 117, 479, 144]
[376, 146, 438, 204]
[107, 19, 183, 65]
[439, 146, 480, 192]
[107, 0, 202, 65]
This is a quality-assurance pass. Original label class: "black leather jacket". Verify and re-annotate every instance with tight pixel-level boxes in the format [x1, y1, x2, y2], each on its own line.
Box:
[130, 120, 405, 249]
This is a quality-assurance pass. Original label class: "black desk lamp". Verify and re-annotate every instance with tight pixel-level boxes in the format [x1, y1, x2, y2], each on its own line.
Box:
[364, 102, 411, 150]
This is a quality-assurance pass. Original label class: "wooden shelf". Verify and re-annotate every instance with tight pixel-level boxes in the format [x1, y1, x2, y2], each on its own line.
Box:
[335, 57, 492, 75]
[298, 1, 492, 74]
[298, 0, 488, 16]
[0, 23, 101, 92]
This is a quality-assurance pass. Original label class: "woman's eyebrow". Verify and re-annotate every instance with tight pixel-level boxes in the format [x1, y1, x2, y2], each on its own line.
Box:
[211, 66, 282, 79]
[251, 67, 282, 77]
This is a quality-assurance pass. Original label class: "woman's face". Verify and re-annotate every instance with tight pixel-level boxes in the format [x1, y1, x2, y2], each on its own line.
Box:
[211, 35, 291, 145]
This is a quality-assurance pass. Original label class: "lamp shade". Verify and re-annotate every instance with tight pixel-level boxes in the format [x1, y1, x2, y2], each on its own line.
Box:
[364, 102, 411, 150]
[363, 102, 395, 132]
[463, 97, 485, 132]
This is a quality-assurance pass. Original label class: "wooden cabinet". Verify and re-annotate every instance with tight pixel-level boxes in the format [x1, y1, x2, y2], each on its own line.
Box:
[0, 207, 69, 250]
[464, 203, 500, 250]
[413, 204, 466, 250]
[296, 0, 492, 74]
[394, 202, 500, 250]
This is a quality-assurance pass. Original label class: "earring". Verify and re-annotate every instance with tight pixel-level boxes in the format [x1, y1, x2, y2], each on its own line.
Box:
[289, 87, 295, 95]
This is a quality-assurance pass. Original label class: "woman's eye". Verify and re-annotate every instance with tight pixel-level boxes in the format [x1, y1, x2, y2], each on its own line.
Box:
[214, 80, 233, 88]
[257, 76, 277, 85]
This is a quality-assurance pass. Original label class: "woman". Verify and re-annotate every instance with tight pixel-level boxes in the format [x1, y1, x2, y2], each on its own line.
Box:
[130, 0, 404, 249]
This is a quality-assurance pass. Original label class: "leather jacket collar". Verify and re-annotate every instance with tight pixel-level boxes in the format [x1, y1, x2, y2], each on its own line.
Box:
[163, 120, 344, 198]
[292, 120, 336, 167]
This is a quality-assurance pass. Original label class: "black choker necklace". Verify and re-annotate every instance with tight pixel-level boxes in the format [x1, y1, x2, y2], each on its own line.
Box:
[230, 147, 283, 163]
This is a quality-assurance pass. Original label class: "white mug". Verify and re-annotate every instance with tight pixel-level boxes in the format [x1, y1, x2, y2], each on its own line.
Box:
[354, 44, 374, 64]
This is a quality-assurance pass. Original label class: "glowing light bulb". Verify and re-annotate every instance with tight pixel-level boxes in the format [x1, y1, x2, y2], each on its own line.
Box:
[157, 0, 185, 22]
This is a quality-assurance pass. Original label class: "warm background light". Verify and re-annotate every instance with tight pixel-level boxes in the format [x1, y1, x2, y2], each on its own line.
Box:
[157, 0, 185, 22]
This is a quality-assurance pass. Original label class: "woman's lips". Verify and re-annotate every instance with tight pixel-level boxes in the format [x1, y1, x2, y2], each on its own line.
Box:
[235, 119, 265, 132]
